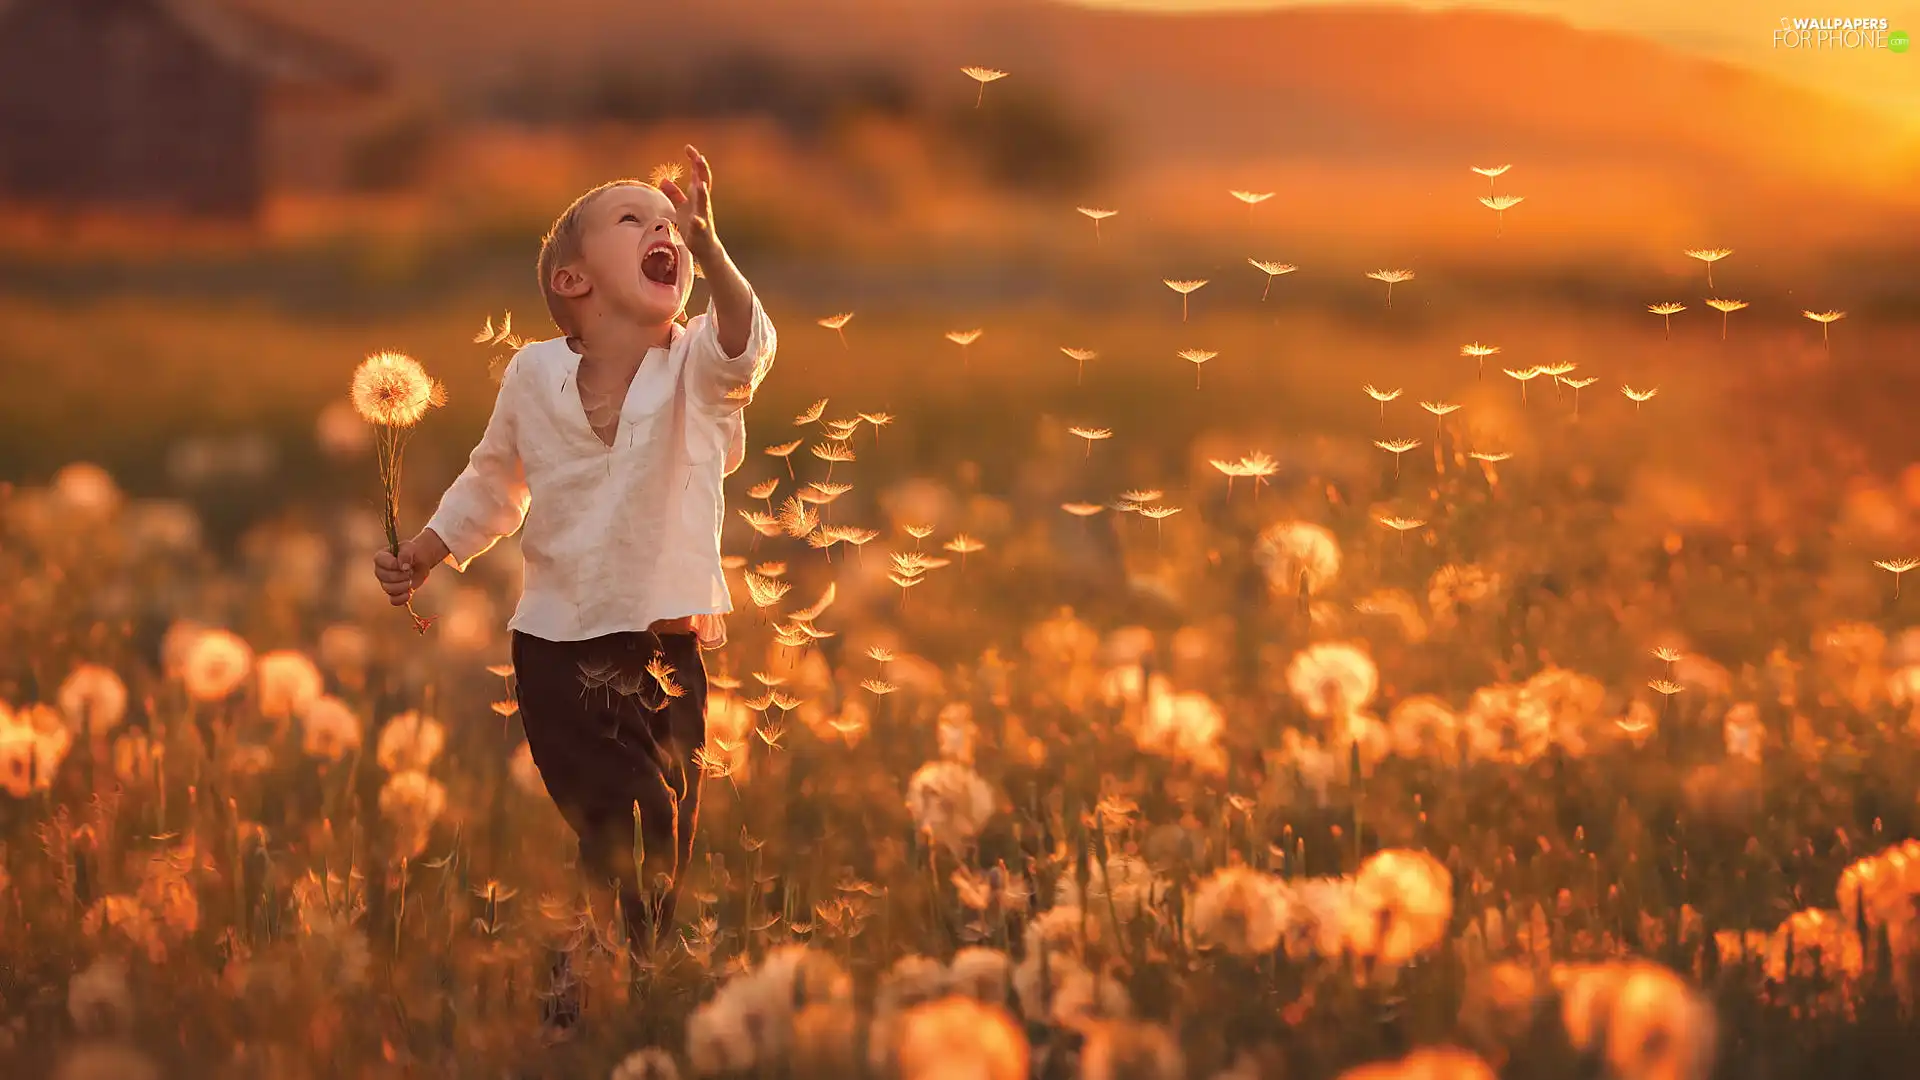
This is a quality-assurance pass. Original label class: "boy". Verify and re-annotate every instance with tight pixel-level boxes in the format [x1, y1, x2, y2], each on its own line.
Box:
[372, 146, 776, 984]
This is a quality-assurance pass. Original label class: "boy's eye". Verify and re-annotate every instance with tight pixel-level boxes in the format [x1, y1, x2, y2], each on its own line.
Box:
[620, 213, 640, 224]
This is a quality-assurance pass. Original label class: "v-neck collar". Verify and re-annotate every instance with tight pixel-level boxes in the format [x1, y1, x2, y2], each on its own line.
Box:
[559, 322, 686, 449]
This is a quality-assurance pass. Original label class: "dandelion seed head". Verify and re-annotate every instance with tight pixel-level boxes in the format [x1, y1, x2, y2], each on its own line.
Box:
[349, 352, 445, 428]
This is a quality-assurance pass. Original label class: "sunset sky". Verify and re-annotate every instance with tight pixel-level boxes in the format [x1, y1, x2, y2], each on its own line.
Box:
[1069, 0, 1920, 126]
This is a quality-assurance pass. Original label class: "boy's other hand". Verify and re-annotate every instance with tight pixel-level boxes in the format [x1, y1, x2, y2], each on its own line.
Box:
[658, 144, 717, 259]
[374, 530, 448, 605]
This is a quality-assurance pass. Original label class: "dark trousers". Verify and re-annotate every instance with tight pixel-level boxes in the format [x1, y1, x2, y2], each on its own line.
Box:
[511, 628, 707, 949]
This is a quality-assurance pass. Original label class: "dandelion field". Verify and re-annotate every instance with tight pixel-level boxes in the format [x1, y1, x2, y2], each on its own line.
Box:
[8, 152, 1920, 1080]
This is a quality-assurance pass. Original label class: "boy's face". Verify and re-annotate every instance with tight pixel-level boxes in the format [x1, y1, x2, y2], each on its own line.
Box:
[569, 184, 692, 328]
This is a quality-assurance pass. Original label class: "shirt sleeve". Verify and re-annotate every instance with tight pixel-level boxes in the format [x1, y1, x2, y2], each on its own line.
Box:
[424, 352, 533, 572]
[684, 291, 777, 416]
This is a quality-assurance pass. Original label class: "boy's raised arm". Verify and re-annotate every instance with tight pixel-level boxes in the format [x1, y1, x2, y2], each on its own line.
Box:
[424, 355, 532, 570]
[662, 145, 777, 413]
[684, 251, 778, 414]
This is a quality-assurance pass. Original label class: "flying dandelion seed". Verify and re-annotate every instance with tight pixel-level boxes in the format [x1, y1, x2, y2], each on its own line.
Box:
[811, 441, 856, 481]
[1650, 648, 1683, 691]
[737, 509, 782, 537]
[1248, 259, 1298, 301]
[1706, 298, 1748, 340]
[1367, 269, 1414, 307]
[1062, 502, 1105, 517]
[1684, 248, 1733, 289]
[1068, 426, 1113, 459]
[794, 398, 828, 426]
[1373, 438, 1422, 478]
[1164, 279, 1208, 322]
[1479, 194, 1524, 237]
[1177, 348, 1217, 389]
[1076, 206, 1117, 242]
[765, 438, 803, 478]
[857, 411, 893, 447]
[1420, 401, 1460, 442]
[743, 572, 793, 612]
[823, 418, 862, 441]
[473, 311, 513, 346]
[1503, 366, 1545, 403]
[746, 478, 780, 512]
[349, 351, 447, 634]
[648, 161, 686, 189]
[838, 526, 880, 564]
[1560, 376, 1597, 418]
[861, 679, 898, 698]
[1138, 505, 1182, 549]
[1364, 384, 1402, 419]
[1377, 515, 1427, 550]
[889, 572, 925, 609]
[817, 312, 854, 349]
[1621, 385, 1659, 414]
[1060, 346, 1097, 385]
[1875, 558, 1920, 599]
[945, 328, 984, 370]
[1648, 302, 1686, 339]
[1471, 163, 1512, 196]
[1803, 309, 1846, 353]
[1210, 459, 1249, 497]
[867, 646, 895, 665]
[1469, 450, 1511, 489]
[777, 496, 819, 539]
[1536, 361, 1575, 402]
[1230, 189, 1275, 225]
[1649, 679, 1684, 697]
[961, 65, 1008, 107]
[941, 534, 986, 572]
[1239, 452, 1276, 499]
[1461, 341, 1500, 380]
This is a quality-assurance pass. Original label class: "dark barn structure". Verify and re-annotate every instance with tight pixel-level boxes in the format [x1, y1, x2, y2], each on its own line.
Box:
[0, 0, 383, 220]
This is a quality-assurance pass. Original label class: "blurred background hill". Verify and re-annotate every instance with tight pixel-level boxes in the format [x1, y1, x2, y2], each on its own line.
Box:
[2, 0, 1916, 528]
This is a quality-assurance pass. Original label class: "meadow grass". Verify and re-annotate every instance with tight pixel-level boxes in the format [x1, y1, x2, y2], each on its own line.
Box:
[3, 243, 1920, 1080]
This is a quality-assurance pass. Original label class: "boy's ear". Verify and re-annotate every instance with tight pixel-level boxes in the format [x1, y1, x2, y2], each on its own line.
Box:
[551, 264, 590, 299]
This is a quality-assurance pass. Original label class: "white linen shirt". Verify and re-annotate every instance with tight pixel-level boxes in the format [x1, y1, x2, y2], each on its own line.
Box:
[424, 294, 777, 649]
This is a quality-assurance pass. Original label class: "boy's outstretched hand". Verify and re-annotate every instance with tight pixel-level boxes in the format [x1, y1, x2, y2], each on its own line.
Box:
[658, 144, 718, 260]
[374, 529, 450, 606]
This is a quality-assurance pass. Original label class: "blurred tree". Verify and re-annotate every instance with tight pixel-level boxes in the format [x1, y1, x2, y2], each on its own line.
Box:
[939, 84, 1110, 196]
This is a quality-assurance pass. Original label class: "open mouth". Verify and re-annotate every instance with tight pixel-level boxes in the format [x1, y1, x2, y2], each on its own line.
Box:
[641, 242, 678, 287]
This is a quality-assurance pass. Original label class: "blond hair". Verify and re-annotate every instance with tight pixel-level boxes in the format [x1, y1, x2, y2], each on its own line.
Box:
[537, 178, 651, 345]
